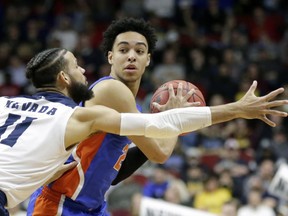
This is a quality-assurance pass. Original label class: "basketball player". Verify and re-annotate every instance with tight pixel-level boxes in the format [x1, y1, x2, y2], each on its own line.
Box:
[26, 18, 288, 216]
[27, 18, 195, 216]
[0, 47, 191, 215]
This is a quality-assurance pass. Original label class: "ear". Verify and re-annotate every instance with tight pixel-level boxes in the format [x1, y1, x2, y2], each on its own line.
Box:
[108, 51, 113, 64]
[58, 71, 70, 86]
[146, 53, 151, 67]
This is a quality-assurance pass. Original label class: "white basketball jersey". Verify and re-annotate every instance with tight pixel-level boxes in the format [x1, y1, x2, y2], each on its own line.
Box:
[0, 93, 77, 208]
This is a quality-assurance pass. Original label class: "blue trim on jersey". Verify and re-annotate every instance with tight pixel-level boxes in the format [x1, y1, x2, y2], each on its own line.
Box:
[88, 76, 114, 91]
[8, 92, 78, 108]
[33, 92, 78, 108]
[0, 190, 7, 206]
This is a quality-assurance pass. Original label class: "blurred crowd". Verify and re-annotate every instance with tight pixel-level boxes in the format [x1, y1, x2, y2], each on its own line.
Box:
[1, 0, 288, 215]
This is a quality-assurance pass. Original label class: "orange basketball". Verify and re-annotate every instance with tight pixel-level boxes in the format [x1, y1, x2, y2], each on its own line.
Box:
[150, 80, 206, 113]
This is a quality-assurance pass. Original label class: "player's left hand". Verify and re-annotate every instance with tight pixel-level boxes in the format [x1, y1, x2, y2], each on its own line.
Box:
[236, 80, 288, 127]
[152, 83, 200, 112]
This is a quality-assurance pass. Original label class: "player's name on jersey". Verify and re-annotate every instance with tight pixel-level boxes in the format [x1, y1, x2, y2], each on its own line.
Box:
[5, 99, 57, 115]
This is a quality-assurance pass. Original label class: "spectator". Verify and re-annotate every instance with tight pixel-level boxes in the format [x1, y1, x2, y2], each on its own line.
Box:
[247, 6, 284, 43]
[151, 47, 185, 88]
[142, 165, 170, 199]
[163, 177, 190, 205]
[185, 48, 210, 93]
[200, 0, 227, 39]
[220, 199, 239, 216]
[184, 164, 205, 203]
[218, 169, 234, 195]
[255, 138, 277, 163]
[143, 0, 175, 19]
[243, 159, 278, 208]
[48, 15, 78, 51]
[237, 188, 276, 216]
[107, 176, 143, 215]
[214, 139, 249, 176]
[6, 55, 27, 89]
[193, 173, 231, 214]
[214, 138, 250, 199]
[271, 128, 288, 163]
[0, 72, 21, 96]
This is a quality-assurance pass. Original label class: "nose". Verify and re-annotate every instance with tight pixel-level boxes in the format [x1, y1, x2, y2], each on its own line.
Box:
[128, 51, 136, 62]
[80, 66, 85, 74]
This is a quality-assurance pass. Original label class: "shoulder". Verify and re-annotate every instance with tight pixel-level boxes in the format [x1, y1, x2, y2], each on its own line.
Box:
[86, 79, 138, 113]
[92, 78, 134, 100]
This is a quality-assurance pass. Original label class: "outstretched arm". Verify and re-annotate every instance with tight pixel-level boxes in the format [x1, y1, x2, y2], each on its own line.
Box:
[66, 81, 287, 148]
[120, 81, 288, 137]
[210, 81, 286, 126]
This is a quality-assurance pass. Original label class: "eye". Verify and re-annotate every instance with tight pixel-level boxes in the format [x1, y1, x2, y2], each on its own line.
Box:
[119, 48, 128, 53]
[136, 49, 145, 54]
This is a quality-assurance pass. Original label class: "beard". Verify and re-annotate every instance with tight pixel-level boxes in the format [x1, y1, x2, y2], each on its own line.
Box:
[67, 78, 94, 104]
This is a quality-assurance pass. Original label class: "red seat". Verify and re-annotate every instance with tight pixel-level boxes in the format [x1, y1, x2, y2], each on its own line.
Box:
[200, 154, 221, 170]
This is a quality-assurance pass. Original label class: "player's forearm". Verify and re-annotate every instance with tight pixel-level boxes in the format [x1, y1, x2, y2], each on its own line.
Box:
[120, 107, 212, 138]
[158, 137, 179, 155]
[129, 136, 178, 163]
[210, 102, 240, 125]
[121, 99, 283, 139]
[119, 102, 262, 138]
[150, 137, 178, 162]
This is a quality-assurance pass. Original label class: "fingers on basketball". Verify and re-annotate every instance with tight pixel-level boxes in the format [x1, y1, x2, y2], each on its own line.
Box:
[150, 80, 206, 114]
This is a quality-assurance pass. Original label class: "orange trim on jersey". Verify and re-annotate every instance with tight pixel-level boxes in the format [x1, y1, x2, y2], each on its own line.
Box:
[113, 144, 129, 171]
[32, 186, 62, 216]
[50, 132, 106, 197]
[75, 132, 106, 172]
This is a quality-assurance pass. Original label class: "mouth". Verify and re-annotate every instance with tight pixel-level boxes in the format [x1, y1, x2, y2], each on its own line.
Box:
[125, 65, 137, 71]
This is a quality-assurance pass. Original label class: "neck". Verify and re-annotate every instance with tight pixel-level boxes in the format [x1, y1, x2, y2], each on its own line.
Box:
[109, 74, 141, 97]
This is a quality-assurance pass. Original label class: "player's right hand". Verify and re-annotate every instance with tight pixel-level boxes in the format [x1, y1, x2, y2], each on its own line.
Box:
[153, 83, 200, 112]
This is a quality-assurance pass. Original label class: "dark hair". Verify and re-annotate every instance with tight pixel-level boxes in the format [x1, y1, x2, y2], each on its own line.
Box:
[203, 172, 219, 184]
[26, 48, 68, 88]
[100, 17, 157, 56]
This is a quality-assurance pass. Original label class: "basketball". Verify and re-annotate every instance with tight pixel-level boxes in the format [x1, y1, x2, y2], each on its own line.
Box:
[150, 80, 206, 113]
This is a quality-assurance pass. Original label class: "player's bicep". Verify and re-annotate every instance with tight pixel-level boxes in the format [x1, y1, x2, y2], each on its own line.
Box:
[64, 106, 121, 148]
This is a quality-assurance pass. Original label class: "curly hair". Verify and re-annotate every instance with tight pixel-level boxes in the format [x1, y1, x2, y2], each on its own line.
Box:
[101, 17, 157, 56]
[26, 48, 68, 88]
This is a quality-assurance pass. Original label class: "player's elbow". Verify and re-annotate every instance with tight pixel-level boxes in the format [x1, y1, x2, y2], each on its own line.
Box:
[148, 152, 169, 164]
